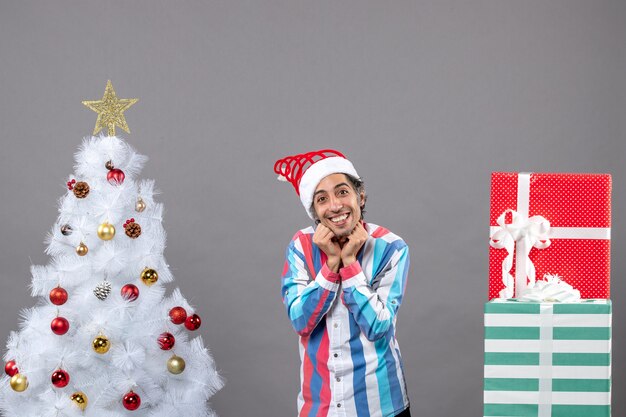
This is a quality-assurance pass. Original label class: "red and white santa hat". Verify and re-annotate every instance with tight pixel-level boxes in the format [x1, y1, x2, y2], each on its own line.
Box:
[274, 149, 360, 219]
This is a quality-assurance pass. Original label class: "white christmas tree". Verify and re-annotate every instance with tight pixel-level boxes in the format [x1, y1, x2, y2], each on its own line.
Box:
[0, 82, 223, 417]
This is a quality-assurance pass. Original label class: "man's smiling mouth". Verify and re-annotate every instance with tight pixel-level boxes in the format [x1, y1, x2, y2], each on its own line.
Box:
[329, 213, 349, 224]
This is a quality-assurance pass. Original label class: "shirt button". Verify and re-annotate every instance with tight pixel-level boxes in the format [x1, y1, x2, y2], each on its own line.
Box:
[337, 404, 342, 408]
[336, 377, 341, 382]
[333, 323, 339, 328]
[333, 353, 339, 358]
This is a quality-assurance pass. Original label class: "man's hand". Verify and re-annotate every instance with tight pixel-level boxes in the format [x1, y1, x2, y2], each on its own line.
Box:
[341, 222, 368, 267]
[313, 224, 342, 272]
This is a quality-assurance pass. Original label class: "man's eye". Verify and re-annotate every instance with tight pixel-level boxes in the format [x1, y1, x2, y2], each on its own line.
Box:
[339, 189, 349, 195]
[317, 196, 327, 203]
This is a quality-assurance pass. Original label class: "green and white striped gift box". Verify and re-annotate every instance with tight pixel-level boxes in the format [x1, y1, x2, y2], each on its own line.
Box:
[484, 299, 611, 417]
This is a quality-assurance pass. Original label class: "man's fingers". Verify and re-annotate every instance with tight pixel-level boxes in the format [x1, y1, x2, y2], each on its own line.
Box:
[320, 225, 338, 241]
[314, 224, 329, 238]
[316, 224, 332, 236]
[318, 229, 334, 241]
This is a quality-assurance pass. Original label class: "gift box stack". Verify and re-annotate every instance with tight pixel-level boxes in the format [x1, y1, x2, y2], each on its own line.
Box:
[484, 173, 612, 417]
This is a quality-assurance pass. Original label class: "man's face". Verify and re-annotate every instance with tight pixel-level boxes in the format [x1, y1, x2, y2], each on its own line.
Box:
[312, 173, 364, 238]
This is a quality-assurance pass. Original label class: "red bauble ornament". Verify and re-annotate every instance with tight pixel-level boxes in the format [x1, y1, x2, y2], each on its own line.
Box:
[169, 307, 187, 325]
[51, 369, 70, 388]
[122, 390, 141, 411]
[4, 360, 18, 377]
[157, 332, 175, 350]
[121, 284, 140, 301]
[184, 314, 202, 331]
[107, 169, 125, 186]
[51, 317, 70, 335]
[49, 287, 68, 306]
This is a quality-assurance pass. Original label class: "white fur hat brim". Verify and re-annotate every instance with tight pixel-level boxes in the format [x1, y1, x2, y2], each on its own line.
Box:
[299, 156, 360, 219]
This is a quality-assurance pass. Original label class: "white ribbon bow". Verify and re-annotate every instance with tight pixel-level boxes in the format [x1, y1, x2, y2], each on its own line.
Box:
[490, 209, 551, 298]
[518, 273, 581, 302]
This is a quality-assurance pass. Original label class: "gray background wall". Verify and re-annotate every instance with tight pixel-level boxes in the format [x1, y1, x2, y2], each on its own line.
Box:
[1, 1, 624, 416]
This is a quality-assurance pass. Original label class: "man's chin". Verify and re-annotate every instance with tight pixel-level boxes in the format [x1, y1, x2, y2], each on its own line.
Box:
[325, 224, 352, 238]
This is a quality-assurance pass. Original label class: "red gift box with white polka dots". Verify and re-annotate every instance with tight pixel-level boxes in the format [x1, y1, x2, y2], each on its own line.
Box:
[489, 172, 611, 300]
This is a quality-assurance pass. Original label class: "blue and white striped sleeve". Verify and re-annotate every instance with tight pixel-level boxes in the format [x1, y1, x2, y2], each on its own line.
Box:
[281, 238, 341, 337]
[340, 243, 410, 341]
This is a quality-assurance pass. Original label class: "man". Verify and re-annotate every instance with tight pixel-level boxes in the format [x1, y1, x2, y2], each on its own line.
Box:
[274, 149, 411, 417]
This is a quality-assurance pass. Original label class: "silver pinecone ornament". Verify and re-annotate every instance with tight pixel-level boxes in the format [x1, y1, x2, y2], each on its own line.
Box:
[94, 281, 112, 300]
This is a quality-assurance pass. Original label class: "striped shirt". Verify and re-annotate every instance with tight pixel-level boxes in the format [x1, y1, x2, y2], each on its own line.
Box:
[281, 222, 411, 417]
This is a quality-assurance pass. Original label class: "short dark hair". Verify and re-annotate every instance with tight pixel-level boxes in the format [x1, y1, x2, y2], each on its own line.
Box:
[346, 174, 367, 219]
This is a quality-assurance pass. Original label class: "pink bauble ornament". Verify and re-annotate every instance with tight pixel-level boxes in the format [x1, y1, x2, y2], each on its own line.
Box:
[157, 332, 175, 350]
[107, 168, 125, 186]
[121, 284, 139, 301]
[51, 369, 70, 388]
[122, 390, 141, 411]
[169, 307, 187, 325]
[51, 317, 69, 335]
[185, 314, 202, 331]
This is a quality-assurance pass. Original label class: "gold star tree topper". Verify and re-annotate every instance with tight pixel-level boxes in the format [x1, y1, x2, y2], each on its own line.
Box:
[83, 80, 138, 136]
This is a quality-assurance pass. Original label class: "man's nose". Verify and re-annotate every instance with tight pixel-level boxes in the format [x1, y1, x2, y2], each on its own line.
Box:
[329, 196, 343, 211]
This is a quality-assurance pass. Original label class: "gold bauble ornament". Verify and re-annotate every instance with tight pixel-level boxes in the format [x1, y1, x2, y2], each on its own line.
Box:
[76, 242, 89, 256]
[92, 335, 110, 354]
[9, 373, 28, 392]
[97, 222, 116, 240]
[140, 267, 158, 286]
[167, 355, 186, 374]
[70, 391, 88, 411]
[135, 197, 146, 213]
